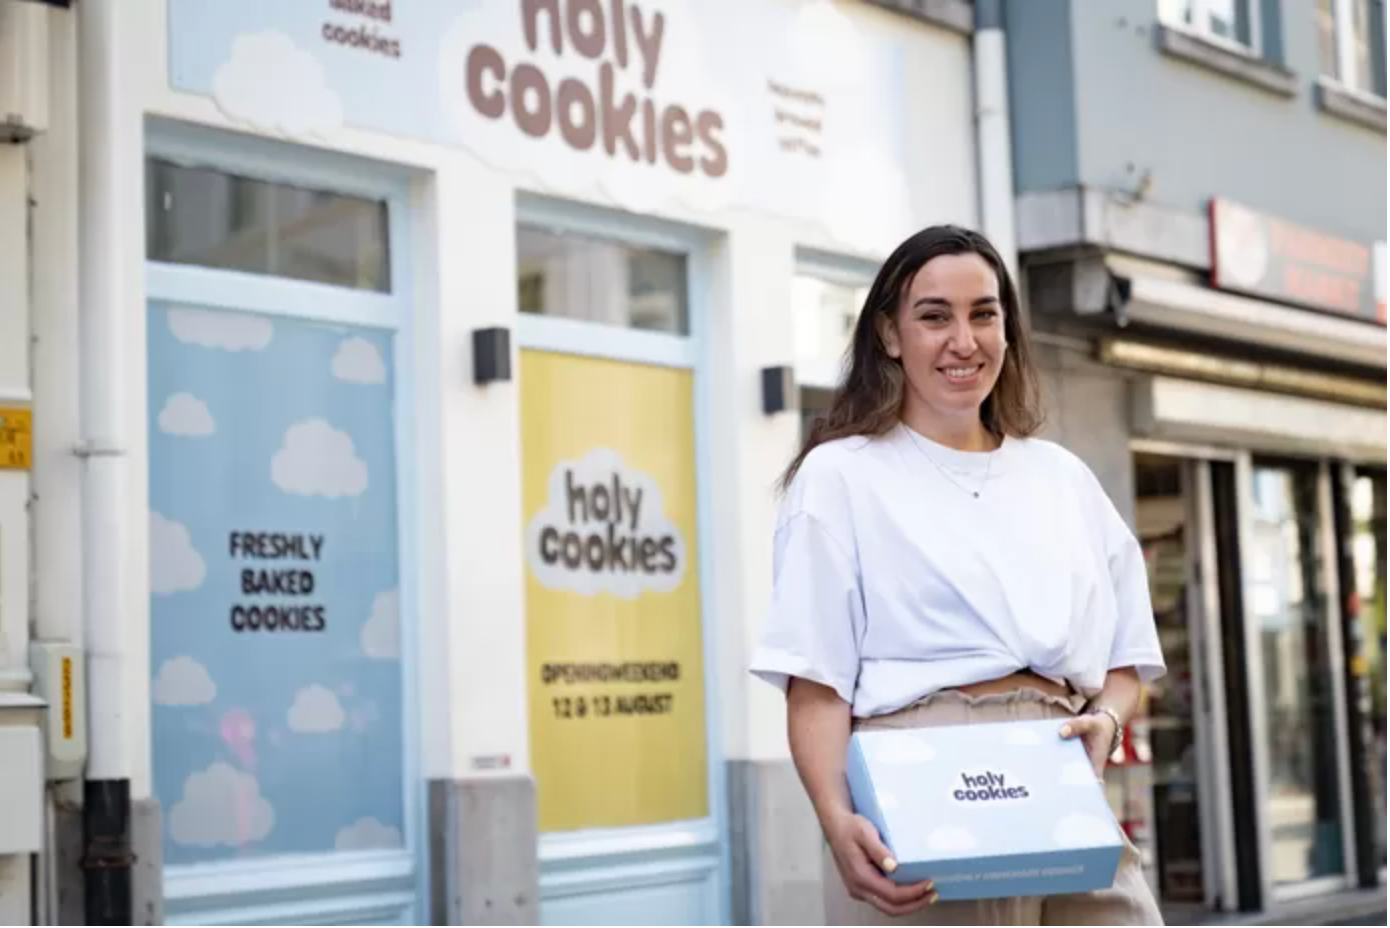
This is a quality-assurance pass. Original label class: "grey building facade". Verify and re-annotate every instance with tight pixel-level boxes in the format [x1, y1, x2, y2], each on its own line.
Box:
[1003, 0, 1387, 921]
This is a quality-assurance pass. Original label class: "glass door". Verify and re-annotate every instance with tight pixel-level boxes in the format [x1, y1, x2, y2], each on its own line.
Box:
[1246, 462, 1347, 890]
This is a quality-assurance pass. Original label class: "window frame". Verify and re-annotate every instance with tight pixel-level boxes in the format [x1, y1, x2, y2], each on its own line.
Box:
[1322, 0, 1387, 98]
[1160, 0, 1265, 57]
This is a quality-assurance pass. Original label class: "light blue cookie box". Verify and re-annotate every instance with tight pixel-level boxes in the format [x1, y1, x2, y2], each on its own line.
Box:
[846, 717, 1124, 901]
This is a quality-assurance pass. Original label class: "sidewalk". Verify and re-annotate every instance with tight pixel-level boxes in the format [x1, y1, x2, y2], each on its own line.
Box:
[1163, 887, 1387, 926]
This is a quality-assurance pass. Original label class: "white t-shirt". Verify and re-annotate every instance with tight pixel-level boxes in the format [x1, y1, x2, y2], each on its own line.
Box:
[749, 423, 1166, 718]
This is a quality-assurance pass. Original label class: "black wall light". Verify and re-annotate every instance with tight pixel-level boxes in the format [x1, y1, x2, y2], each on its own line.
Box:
[472, 327, 512, 385]
[760, 365, 797, 415]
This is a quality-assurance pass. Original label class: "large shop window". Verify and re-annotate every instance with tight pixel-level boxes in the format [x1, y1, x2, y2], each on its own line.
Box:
[147, 163, 405, 869]
[1247, 465, 1345, 885]
[147, 158, 391, 292]
[1350, 470, 1387, 867]
[517, 226, 689, 334]
[792, 269, 870, 442]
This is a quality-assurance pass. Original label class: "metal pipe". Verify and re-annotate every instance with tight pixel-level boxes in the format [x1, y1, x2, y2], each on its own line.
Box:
[973, 0, 1018, 279]
[77, 0, 132, 922]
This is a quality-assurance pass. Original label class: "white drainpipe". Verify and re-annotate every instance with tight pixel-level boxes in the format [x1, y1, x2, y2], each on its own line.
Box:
[973, 0, 1018, 280]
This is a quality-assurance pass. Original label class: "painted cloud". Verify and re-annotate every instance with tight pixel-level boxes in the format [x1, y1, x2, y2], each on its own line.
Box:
[150, 512, 206, 595]
[212, 31, 344, 138]
[361, 589, 400, 660]
[332, 336, 387, 385]
[335, 817, 403, 851]
[158, 393, 216, 437]
[168, 306, 273, 352]
[152, 656, 217, 707]
[288, 684, 345, 734]
[169, 762, 274, 848]
[271, 418, 368, 498]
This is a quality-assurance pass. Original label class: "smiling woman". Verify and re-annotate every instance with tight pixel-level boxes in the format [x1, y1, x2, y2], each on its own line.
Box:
[752, 225, 1167, 925]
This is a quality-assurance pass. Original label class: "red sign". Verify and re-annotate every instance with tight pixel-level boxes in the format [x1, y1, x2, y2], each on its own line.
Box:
[1210, 199, 1386, 325]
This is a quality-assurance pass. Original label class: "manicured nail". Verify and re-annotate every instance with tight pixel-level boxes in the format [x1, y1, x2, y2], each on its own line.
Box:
[928, 891, 940, 905]
[1059, 724, 1073, 738]
[882, 856, 898, 873]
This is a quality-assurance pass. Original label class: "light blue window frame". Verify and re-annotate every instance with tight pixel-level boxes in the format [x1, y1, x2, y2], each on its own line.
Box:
[516, 192, 731, 926]
[145, 119, 428, 927]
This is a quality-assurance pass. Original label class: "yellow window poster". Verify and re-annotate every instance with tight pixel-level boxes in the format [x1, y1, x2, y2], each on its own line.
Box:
[520, 350, 708, 832]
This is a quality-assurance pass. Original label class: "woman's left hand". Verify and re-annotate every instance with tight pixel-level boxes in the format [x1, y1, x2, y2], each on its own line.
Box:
[1060, 713, 1118, 777]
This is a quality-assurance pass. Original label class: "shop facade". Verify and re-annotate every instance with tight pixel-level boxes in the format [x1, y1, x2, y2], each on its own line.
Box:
[998, 0, 1387, 921]
[10, 0, 988, 924]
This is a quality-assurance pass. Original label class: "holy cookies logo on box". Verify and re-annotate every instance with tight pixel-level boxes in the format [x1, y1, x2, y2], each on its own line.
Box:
[952, 770, 1031, 803]
[526, 448, 686, 599]
[462, 0, 728, 179]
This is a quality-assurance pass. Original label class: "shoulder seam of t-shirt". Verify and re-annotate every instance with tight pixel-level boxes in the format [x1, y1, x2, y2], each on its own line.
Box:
[776, 509, 858, 570]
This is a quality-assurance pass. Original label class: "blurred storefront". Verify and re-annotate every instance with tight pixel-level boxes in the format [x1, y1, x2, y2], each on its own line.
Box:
[16, 0, 985, 924]
[995, 0, 1388, 921]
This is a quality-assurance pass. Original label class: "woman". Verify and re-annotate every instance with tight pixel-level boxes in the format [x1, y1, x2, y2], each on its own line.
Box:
[750, 226, 1166, 926]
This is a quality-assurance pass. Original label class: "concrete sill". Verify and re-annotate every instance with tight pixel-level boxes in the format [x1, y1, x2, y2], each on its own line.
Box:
[1316, 77, 1388, 133]
[860, 0, 974, 35]
[1156, 24, 1298, 97]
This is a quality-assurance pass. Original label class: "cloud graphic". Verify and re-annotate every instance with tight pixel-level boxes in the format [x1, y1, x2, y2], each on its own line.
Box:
[1053, 813, 1118, 849]
[158, 393, 216, 437]
[361, 589, 399, 660]
[1004, 727, 1043, 747]
[271, 418, 368, 498]
[213, 31, 344, 138]
[523, 448, 686, 599]
[150, 512, 207, 595]
[332, 336, 387, 384]
[335, 817, 403, 851]
[169, 762, 274, 848]
[288, 684, 345, 733]
[168, 307, 273, 352]
[927, 826, 979, 853]
[876, 791, 901, 812]
[1060, 760, 1100, 787]
[867, 734, 937, 767]
[153, 656, 217, 707]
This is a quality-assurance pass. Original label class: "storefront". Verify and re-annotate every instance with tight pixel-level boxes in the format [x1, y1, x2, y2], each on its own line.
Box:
[40, 0, 983, 923]
[1020, 197, 1388, 920]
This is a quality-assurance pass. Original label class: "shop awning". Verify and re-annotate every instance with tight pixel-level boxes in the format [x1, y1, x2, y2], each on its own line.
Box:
[1116, 272, 1387, 370]
[1133, 375, 1388, 464]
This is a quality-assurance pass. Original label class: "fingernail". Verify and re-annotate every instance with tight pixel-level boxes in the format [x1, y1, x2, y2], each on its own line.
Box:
[882, 856, 898, 873]
[1059, 724, 1073, 738]
[929, 891, 940, 905]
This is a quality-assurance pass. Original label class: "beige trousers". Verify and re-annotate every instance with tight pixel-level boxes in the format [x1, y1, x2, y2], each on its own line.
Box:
[824, 689, 1165, 926]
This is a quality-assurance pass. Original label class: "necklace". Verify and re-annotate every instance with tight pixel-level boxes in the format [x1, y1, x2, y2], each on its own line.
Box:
[903, 426, 999, 499]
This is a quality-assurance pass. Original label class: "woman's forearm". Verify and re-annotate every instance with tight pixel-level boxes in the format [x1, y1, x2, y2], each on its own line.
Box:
[787, 678, 855, 830]
[1093, 666, 1142, 726]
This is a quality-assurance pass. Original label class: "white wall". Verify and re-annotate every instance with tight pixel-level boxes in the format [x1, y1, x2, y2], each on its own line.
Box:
[94, 0, 982, 794]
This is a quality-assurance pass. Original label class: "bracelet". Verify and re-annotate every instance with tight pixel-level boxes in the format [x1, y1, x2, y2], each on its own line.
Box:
[1086, 704, 1125, 757]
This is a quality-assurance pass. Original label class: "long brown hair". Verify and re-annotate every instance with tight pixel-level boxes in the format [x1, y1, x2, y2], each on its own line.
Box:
[781, 225, 1044, 490]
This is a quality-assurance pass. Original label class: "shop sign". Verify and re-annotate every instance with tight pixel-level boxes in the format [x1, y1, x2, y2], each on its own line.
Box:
[166, 0, 966, 255]
[520, 350, 707, 831]
[1210, 199, 1386, 325]
[148, 304, 406, 865]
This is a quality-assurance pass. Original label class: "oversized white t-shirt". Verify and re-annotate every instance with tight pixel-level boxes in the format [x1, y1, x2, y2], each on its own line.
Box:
[749, 424, 1166, 718]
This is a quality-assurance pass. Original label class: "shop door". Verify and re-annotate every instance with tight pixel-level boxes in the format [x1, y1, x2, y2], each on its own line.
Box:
[1244, 460, 1354, 898]
[1131, 454, 1240, 914]
[516, 217, 722, 925]
[145, 153, 419, 925]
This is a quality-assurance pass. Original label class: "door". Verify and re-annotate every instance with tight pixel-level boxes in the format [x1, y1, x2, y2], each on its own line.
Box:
[145, 151, 420, 925]
[515, 213, 724, 925]
[1244, 460, 1350, 895]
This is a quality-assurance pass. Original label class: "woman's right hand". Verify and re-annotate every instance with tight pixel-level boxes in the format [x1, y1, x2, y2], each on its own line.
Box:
[824, 810, 938, 917]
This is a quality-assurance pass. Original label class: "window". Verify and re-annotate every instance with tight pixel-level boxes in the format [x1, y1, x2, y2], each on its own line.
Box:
[1318, 0, 1386, 96]
[516, 226, 689, 335]
[146, 159, 391, 292]
[791, 271, 869, 390]
[1160, 0, 1257, 49]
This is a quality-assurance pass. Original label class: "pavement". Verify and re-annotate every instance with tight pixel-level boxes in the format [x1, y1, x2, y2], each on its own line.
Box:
[1164, 887, 1386, 926]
